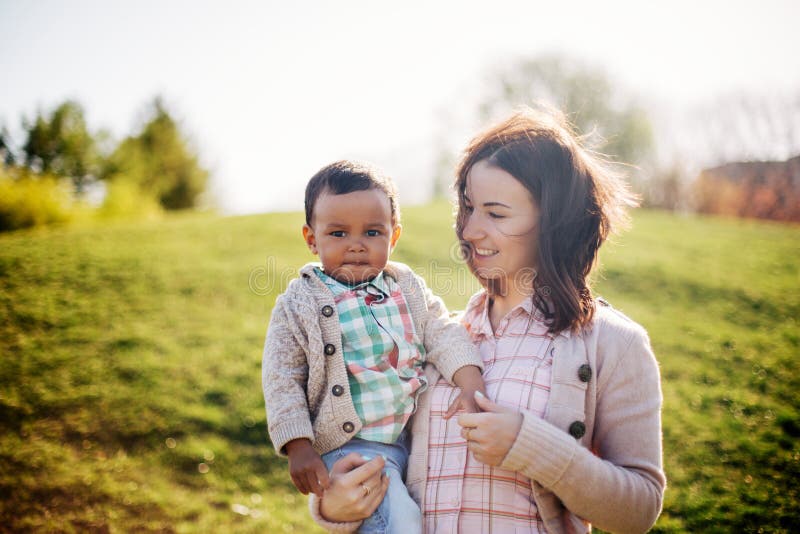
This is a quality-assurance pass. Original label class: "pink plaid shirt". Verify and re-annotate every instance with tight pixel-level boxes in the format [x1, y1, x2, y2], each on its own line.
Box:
[424, 291, 560, 533]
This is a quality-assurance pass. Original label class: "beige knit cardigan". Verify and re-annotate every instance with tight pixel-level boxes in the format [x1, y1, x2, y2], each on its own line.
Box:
[262, 261, 483, 457]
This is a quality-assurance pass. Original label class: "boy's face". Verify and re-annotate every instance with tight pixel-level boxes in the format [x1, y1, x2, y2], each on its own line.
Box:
[303, 188, 401, 285]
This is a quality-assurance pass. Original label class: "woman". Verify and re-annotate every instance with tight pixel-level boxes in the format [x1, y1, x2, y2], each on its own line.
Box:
[310, 106, 665, 533]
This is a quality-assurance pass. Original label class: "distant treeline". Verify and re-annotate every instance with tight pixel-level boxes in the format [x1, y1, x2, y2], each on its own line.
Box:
[0, 97, 209, 232]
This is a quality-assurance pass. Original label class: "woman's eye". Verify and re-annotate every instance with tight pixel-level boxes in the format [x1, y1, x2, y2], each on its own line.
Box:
[464, 204, 474, 213]
[488, 212, 506, 219]
[366, 230, 380, 237]
[330, 231, 345, 237]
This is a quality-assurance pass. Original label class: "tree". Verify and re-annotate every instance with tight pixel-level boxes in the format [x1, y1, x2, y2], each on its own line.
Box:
[478, 54, 655, 168]
[102, 98, 209, 210]
[21, 100, 99, 194]
[0, 126, 15, 167]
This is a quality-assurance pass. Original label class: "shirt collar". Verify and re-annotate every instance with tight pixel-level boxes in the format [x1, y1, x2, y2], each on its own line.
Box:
[465, 291, 570, 339]
[314, 267, 390, 297]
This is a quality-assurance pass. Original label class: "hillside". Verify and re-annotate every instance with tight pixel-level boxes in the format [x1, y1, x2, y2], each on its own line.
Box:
[1, 203, 798, 532]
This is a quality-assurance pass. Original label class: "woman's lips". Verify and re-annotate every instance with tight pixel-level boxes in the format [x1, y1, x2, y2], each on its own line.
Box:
[473, 247, 498, 258]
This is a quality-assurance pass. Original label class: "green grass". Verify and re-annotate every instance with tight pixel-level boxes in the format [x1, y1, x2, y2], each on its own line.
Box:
[1, 202, 798, 532]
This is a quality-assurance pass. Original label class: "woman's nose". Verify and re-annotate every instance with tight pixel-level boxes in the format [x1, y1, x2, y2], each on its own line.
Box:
[461, 212, 485, 241]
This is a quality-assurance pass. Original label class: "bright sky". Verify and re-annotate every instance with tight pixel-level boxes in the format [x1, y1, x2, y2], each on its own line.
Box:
[2, 0, 799, 213]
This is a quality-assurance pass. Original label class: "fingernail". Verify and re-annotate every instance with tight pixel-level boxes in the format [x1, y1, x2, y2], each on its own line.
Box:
[362, 455, 372, 461]
[475, 391, 485, 398]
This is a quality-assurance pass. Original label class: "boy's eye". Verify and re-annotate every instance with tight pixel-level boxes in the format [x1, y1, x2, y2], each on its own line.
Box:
[330, 231, 346, 237]
[366, 230, 381, 237]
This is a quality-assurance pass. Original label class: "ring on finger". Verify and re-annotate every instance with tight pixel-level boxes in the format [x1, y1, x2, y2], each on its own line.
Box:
[360, 482, 371, 497]
[465, 428, 472, 441]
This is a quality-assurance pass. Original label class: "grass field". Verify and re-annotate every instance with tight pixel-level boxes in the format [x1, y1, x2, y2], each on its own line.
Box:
[1, 202, 798, 532]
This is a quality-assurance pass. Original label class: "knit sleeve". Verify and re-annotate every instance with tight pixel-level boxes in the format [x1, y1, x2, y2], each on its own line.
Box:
[414, 273, 483, 383]
[307, 494, 362, 532]
[262, 296, 315, 456]
[501, 327, 665, 534]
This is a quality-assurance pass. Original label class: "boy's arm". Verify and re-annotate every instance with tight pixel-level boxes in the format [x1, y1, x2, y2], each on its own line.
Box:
[444, 365, 487, 418]
[262, 296, 315, 456]
[413, 273, 483, 384]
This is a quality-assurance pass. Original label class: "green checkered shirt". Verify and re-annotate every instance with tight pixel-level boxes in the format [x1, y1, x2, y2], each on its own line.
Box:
[315, 267, 427, 443]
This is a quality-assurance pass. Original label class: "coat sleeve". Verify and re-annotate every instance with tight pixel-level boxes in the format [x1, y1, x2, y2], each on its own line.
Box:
[501, 327, 665, 534]
[413, 273, 483, 384]
[262, 296, 315, 456]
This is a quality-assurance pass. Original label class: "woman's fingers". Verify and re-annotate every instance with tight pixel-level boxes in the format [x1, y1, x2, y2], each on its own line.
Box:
[329, 452, 369, 476]
[361, 471, 390, 510]
[457, 411, 485, 430]
[339, 454, 386, 487]
[461, 425, 479, 442]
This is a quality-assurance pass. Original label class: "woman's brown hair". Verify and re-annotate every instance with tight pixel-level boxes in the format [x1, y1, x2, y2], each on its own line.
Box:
[455, 106, 638, 334]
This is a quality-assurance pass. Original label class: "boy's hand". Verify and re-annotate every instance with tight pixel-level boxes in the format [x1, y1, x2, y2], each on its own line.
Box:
[285, 438, 330, 497]
[445, 365, 487, 419]
[445, 388, 483, 418]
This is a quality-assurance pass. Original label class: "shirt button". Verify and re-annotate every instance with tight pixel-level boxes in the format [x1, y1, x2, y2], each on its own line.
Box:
[332, 385, 344, 396]
[324, 344, 336, 355]
[342, 421, 355, 433]
[321, 305, 334, 317]
[569, 421, 586, 439]
[578, 364, 593, 383]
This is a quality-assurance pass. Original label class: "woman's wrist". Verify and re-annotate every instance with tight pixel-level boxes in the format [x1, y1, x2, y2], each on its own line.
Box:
[308, 493, 362, 532]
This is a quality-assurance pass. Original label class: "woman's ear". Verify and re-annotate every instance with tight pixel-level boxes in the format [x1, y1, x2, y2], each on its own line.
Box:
[302, 224, 318, 254]
[390, 224, 402, 249]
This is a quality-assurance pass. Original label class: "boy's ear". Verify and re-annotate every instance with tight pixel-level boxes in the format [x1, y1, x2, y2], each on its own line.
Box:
[390, 224, 402, 249]
[302, 224, 318, 254]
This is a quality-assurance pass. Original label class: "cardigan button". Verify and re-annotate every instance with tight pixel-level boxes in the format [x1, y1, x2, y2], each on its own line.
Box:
[324, 344, 336, 356]
[342, 421, 355, 433]
[569, 421, 586, 439]
[321, 305, 334, 317]
[332, 385, 344, 396]
[578, 364, 593, 383]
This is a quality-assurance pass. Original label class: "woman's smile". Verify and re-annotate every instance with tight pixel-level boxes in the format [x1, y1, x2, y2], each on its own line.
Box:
[473, 247, 498, 257]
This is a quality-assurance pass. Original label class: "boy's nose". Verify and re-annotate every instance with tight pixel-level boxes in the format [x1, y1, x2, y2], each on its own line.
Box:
[347, 239, 367, 252]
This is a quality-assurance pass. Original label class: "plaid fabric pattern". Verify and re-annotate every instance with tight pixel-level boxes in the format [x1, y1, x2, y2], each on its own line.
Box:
[423, 292, 555, 533]
[315, 268, 427, 444]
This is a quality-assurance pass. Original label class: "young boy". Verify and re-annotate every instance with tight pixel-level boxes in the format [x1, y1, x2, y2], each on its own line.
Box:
[262, 160, 485, 533]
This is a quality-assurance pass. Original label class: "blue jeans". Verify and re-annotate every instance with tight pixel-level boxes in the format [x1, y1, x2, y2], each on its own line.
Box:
[321, 431, 422, 534]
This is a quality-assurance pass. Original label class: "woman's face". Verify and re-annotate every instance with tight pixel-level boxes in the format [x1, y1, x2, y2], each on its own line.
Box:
[461, 159, 539, 292]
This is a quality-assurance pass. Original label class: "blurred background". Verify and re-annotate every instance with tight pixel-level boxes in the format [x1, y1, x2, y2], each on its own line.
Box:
[2, 0, 799, 226]
[1, 1, 799, 532]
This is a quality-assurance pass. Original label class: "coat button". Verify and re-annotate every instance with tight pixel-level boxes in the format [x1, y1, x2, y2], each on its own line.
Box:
[342, 422, 355, 433]
[578, 364, 592, 383]
[569, 421, 586, 439]
[321, 305, 334, 317]
[332, 385, 344, 396]
[324, 344, 336, 355]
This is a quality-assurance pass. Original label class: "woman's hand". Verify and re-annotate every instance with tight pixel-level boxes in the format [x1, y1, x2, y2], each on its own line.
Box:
[319, 452, 389, 522]
[457, 391, 523, 466]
